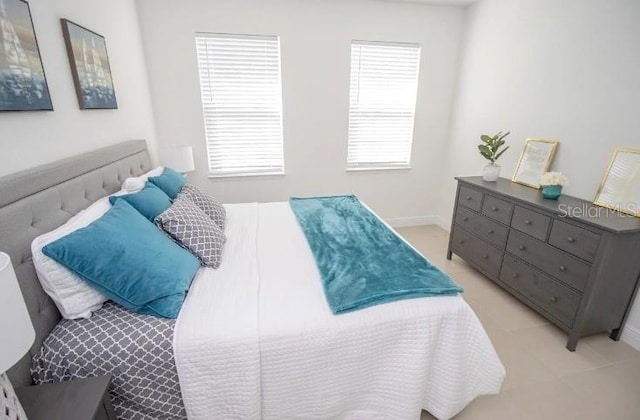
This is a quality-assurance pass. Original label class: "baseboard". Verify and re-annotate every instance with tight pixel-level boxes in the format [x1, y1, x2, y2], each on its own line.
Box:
[621, 325, 640, 351]
[385, 216, 439, 228]
[385, 215, 453, 230]
[434, 216, 451, 232]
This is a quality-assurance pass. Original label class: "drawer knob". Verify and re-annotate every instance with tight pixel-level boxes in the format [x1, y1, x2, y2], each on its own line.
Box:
[550, 296, 558, 303]
[524, 220, 532, 225]
[487, 229, 494, 234]
[559, 265, 567, 272]
[466, 196, 472, 201]
[463, 216, 469, 222]
[519, 245, 526, 251]
[512, 273, 519, 279]
[483, 255, 489, 260]
[492, 206, 498, 211]
[459, 240, 465, 245]
[567, 237, 576, 243]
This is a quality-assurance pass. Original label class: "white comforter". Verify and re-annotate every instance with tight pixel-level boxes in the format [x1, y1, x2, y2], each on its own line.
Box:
[174, 202, 505, 420]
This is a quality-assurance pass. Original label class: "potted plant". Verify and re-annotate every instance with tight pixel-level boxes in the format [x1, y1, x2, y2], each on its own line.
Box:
[540, 172, 569, 200]
[478, 131, 510, 181]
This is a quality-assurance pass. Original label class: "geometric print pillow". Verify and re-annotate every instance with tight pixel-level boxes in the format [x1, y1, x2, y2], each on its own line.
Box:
[156, 195, 226, 268]
[180, 184, 226, 231]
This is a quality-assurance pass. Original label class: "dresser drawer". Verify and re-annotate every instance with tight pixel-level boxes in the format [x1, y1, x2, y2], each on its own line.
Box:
[511, 206, 550, 241]
[506, 230, 590, 292]
[482, 195, 514, 225]
[455, 206, 509, 248]
[549, 220, 601, 263]
[452, 227, 503, 277]
[501, 255, 581, 328]
[458, 186, 484, 212]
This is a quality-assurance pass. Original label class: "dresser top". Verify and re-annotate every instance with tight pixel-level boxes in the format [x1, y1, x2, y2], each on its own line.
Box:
[456, 177, 640, 234]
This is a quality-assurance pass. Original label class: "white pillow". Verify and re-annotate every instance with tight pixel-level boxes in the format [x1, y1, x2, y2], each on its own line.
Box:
[31, 197, 113, 319]
[122, 166, 164, 193]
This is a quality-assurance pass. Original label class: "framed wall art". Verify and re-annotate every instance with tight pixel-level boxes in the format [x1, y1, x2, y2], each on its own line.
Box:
[0, 0, 53, 111]
[593, 148, 640, 217]
[512, 138, 559, 189]
[61, 19, 117, 109]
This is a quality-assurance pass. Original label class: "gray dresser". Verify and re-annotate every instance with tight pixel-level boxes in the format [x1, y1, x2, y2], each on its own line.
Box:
[447, 177, 640, 351]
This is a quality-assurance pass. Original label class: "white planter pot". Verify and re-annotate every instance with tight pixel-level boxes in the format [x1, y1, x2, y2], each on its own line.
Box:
[482, 164, 501, 182]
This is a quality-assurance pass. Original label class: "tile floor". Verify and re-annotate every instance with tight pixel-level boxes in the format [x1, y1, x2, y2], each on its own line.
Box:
[395, 225, 640, 420]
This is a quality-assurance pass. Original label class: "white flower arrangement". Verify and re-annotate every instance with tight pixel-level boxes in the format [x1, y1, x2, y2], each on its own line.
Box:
[540, 171, 569, 187]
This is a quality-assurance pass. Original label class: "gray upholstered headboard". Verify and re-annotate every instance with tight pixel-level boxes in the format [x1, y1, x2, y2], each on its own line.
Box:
[0, 140, 152, 387]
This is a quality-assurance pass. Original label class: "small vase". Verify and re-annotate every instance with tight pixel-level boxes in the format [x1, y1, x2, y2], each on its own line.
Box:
[542, 184, 562, 200]
[482, 164, 501, 182]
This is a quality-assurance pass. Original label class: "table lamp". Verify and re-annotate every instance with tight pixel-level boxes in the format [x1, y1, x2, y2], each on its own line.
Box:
[0, 252, 35, 420]
[160, 146, 195, 174]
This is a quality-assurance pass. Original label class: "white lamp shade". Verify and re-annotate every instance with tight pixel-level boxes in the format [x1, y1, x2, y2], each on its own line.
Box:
[160, 146, 195, 173]
[0, 252, 35, 373]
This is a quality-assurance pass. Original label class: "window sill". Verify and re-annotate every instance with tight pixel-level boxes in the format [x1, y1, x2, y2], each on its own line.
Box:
[208, 171, 285, 180]
[346, 166, 412, 173]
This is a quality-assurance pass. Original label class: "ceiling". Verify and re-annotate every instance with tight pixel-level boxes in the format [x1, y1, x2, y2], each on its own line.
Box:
[385, 0, 478, 5]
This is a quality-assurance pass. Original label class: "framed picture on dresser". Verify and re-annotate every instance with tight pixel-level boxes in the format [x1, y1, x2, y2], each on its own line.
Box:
[61, 19, 117, 110]
[593, 148, 640, 217]
[512, 138, 559, 189]
[0, 0, 53, 111]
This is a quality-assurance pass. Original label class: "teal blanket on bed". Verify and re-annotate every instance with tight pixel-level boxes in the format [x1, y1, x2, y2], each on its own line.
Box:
[289, 195, 463, 314]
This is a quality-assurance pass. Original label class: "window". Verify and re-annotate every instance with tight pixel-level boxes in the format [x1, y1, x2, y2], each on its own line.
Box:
[195, 33, 284, 177]
[347, 41, 421, 170]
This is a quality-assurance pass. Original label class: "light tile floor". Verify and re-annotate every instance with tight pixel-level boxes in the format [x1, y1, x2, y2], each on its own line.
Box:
[395, 226, 640, 420]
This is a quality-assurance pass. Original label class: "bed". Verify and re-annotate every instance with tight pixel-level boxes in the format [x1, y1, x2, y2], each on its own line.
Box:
[1, 141, 505, 420]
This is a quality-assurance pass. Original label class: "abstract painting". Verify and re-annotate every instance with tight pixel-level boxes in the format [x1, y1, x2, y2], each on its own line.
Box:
[0, 0, 53, 111]
[61, 19, 117, 109]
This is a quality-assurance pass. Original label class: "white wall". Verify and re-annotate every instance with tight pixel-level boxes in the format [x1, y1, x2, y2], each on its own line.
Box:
[0, 0, 158, 177]
[135, 0, 466, 220]
[439, 0, 640, 348]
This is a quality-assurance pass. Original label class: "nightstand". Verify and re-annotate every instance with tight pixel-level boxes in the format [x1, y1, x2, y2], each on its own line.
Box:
[15, 375, 116, 420]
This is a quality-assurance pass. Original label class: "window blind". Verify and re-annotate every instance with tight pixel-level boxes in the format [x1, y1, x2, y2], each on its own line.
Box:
[347, 41, 421, 170]
[195, 33, 284, 177]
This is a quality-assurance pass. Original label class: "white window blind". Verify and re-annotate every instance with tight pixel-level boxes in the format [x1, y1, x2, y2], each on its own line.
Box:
[195, 33, 284, 177]
[347, 41, 421, 170]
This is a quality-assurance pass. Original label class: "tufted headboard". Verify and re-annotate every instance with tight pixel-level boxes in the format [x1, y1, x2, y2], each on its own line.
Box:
[0, 140, 152, 387]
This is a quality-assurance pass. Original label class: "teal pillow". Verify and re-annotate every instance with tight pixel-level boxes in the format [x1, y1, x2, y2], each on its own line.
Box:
[148, 168, 187, 199]
[43, 200, 200, 319]
[109, 182, 171, 222]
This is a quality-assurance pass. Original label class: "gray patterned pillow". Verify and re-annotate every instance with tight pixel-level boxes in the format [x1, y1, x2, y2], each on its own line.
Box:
[181, 184, 226, 231]
[156, 195, 226, 268]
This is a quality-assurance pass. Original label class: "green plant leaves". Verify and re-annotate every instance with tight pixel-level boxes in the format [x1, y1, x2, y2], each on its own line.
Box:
[478, 144, 491, 154]
[478, 131, 510, 163]
[493, 146, 510, 162]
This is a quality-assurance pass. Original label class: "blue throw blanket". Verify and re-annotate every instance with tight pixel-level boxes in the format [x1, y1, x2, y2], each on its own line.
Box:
[289, 195, 463, 314]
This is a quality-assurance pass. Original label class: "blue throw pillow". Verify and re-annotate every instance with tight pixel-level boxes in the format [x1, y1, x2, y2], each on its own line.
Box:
[109, 182, 172, 222]
[109, 182, 171, 222]
[43, 200, 200, 319]
[148, 167, 187, 199]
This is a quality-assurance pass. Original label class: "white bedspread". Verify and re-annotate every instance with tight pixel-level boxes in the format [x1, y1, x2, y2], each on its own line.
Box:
[174, 202, 505, 420]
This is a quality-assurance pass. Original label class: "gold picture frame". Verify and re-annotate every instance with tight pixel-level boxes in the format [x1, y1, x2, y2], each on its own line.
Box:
[593, 148, 640, 217]
[512, 138, 559, 189]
